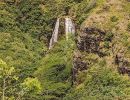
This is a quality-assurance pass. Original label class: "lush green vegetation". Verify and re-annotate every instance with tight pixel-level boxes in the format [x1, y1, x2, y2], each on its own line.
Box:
[63, 61, 130, 100]
[1, 0, 130, 100]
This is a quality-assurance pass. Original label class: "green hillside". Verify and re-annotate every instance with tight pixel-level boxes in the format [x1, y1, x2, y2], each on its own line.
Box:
[0, 0, 130, 100]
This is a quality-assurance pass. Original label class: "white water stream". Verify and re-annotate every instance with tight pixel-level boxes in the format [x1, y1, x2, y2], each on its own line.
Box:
[49, 17, 75, 49]
[65, 17, 75, 40]
[49, 18, 60, 49]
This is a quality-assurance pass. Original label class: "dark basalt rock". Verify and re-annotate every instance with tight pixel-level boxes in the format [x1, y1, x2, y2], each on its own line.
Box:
[73, 57, 88, 72]
[77, 27, 106, 56]
[118, 67, 130, 76]
[115, 54, 130, 76]
[71, 52, 88, 85]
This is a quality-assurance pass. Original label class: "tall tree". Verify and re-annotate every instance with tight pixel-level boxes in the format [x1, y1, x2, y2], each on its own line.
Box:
[0, 59, 17, 100]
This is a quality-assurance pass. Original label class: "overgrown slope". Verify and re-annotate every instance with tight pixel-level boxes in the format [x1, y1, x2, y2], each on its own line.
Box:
[1, 0, 130, 100]
[64, 0, 130, 99]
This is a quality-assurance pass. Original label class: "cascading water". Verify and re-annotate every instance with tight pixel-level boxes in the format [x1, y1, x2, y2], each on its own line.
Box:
[65, 17, 75, 40]
[49, 17, 75, 49]
[49, 18, 60, 49]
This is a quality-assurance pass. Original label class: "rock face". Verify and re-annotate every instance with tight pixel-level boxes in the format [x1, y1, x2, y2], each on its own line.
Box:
[77, 27, 130, 76]
[77, 28, 106, 57]
[115, 54, 130, 76]
[71, 27, 107, 85]
[71, 0, 130, 84]
[71, 51, 88, 85]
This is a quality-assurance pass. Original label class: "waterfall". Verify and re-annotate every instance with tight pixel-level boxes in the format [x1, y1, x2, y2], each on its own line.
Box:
[49, 17, 75, 49]
[65, 17, 75, 40]
[49, 18, 60, 49]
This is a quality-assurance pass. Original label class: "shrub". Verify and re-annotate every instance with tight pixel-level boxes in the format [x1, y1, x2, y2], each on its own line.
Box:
[110, 16, 119, 22]
[127, 23, 130, 31]
[105, 32, 113, 41]
[63, 62, 130, 100]
[35, 39, 75, 99]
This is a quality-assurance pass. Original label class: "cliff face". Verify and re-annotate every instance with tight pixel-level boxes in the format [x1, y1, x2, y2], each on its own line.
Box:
[76, 0, 130, 76]
[77, 28, 106, 55]
[63, 1, 130, 99]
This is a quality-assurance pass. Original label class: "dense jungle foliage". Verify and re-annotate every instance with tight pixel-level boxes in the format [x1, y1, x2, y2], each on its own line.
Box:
[0, 0, 130, 100]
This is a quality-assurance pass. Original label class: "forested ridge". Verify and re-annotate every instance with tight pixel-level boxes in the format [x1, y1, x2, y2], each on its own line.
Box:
[0, 0, 130, 100]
